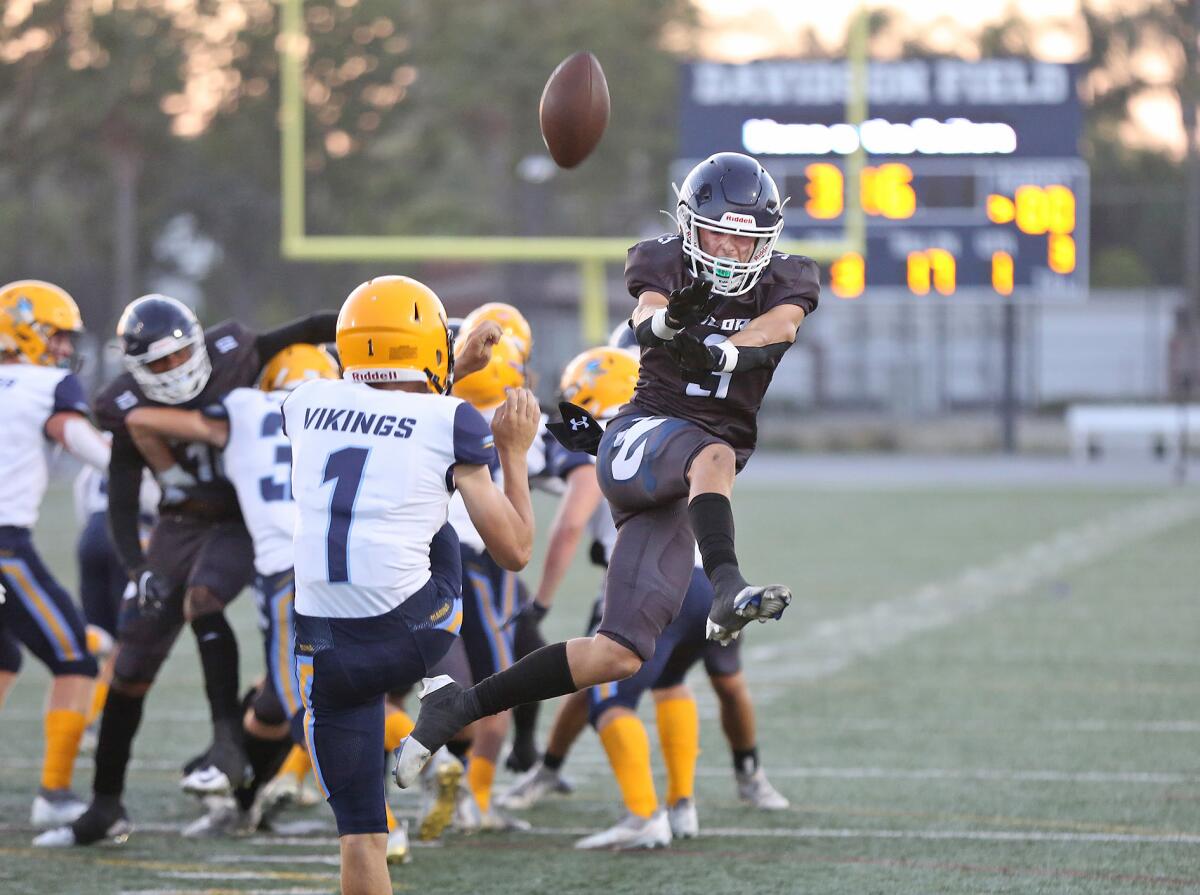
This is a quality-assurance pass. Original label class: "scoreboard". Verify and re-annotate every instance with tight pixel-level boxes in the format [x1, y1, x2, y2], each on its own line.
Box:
[675, 59, 1089, 299]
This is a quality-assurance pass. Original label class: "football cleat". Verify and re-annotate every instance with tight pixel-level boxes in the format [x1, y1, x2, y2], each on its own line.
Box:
[736, 767, 790, 810]
[574, 810, 671, 851]
[495, 762, 573, 811]
[386, 820, 412, 865]
[180, 764, 233, 796]
[181, 795, 246, 838]
[181, 724, 250, 795]
[450, 782, 481, 833]
[252, 772, 300, 826]
[30, 789, 88, 829]
[667, 797, 699, 839]
[477, 807, 532, 832]
[33, 799, 131, 847]
[393, 676, 471, 790]
[416, 747, 464, 841]
[706, 584, 791, 645]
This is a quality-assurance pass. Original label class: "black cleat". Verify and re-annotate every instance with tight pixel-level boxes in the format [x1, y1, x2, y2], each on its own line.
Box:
[393, 676, 475, 789]
[706, 584, 792, 645]
[32, 798, 132, 847]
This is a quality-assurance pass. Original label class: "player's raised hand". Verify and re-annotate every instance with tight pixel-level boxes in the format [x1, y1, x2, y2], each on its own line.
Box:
[455, 320, 502, 379]
[491, 387, 540, 452]
[665, 278, 715, 328]
[671, 329, 722, 373]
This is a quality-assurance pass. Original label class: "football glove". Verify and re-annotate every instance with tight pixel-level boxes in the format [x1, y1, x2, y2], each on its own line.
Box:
[134, 568, 171, 615]
[546, 401, 604, 456]
[665, 278, 715, 329]
[671, 330, 723, 373]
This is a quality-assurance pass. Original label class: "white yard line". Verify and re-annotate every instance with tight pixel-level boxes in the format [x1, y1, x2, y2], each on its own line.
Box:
[742, 494, 1200, 683]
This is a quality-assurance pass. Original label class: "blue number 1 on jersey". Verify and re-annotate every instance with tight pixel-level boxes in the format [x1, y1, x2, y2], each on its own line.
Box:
[322, 447, 369, 583]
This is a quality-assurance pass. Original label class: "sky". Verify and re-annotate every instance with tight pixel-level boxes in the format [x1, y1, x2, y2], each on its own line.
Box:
[691, 0, 1188, 157]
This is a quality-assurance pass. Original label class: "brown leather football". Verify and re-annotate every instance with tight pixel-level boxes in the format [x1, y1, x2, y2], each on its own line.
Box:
[538, 52, 610, 169]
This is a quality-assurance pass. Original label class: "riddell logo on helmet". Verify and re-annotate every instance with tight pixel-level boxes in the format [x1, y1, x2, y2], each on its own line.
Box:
[720, 212, 756, 226]
[349, 369, 400, 381]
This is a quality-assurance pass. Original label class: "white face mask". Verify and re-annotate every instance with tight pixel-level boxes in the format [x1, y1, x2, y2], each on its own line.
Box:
[125, 334, 212, 405]
[675, 205, 783, 297]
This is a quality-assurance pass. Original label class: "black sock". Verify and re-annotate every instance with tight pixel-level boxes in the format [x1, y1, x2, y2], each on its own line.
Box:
[191, 613, 241, 723]
[446, 737, 472, 763]
[733, 746, 760, 775]
[688, 493, 748, 595]
[236, 731, 290, 810]
[542, 751, 566, 772]
[512, 700, 540, 746]
[93, 689, 145, 798]
[467, 642, 576, 719]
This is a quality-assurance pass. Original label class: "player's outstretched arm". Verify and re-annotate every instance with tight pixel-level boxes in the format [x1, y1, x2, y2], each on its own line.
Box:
[126, 407, 230, 450]
[674, 304, 807, 374]
[45, 412, 110, 471]
[456, 388, 540, 571]
[106, 433, 149, 575]
[253, 311, 339, 362]
[530, 463, 604, 613]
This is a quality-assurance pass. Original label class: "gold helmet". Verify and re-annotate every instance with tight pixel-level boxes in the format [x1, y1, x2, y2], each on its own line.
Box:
[461, 302, 532, 360]
[0, 280, 84, 367]
[258, 343, 339, 392]
[336, 276, 452, 393]
[452, 333, 526, 410]
[559, 346, 639, 419]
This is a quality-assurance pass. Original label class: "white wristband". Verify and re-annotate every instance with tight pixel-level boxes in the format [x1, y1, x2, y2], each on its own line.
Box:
[650, 307, 679, 341]
[715, 340, 739, 373]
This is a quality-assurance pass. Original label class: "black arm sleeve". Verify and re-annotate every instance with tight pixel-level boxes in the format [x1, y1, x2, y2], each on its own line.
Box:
[634, 315, 669, 348]
[106, 433, 148, 576]
[253, 312, 339, 362]
[732, 341, 791, 372]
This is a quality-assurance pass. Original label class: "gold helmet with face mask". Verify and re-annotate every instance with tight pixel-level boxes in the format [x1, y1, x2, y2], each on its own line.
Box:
[451, 333, 526, 410]
[258, 343, 340, 392]
[0, 280, 84, 367]
[336, 276, 453, 393]
[559, 346, 639, 420]
[461, 302, 532, 360]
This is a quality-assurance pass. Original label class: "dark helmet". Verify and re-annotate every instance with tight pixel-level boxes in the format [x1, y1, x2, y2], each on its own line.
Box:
[675, 152, 785, 296]
[116, 294, 211, 404]
[607, 319, 639, 355]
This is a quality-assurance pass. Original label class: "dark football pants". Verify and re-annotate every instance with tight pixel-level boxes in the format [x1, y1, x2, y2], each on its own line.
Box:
[292, 524, 462, 836]
[252, 567, 300, 728]
[0, 526, 96, 678]
[595, 411, 726, 661]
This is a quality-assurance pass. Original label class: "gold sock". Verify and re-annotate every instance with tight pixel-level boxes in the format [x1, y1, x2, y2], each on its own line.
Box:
[277, 744, 311, 782]
[41, 709, 86, 791]
[384, 710, 415, 752]
[598, 714, 658, 818]
[655, 697, 700, 804]
[385, 801, 397, 833]
[467, 754, 496, 814]
[85, 681, 109, 727]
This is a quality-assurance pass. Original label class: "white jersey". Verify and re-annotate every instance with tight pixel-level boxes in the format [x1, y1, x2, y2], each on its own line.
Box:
[73, 461, 162, 528]
[283, 379, 495, 618]
[219, 388, 298, 577]
[447, 412, 559, 552]
[0, 364, 90, 528]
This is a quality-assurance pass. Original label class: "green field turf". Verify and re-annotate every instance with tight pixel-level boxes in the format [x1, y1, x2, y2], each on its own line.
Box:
[2, 479, 1198, 895]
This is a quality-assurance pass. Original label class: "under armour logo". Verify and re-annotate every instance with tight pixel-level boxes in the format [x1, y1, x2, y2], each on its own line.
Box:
[569, 417, 589, 431]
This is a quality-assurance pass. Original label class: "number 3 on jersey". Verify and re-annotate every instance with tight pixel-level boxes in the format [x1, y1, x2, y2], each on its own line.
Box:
[684, 334, 732, 400]
[322, 446, 369, 583]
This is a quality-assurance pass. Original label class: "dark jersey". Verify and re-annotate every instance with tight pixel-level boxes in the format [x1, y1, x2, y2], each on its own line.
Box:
[94, 320, 263, 519]
[624, 235, 820, 465]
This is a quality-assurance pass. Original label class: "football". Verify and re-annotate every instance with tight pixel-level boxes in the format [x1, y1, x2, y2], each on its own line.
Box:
[538, 51, 610, 169]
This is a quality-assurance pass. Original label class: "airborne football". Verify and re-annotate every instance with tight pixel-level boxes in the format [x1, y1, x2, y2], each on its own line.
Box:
[1, 3, 1197, 895]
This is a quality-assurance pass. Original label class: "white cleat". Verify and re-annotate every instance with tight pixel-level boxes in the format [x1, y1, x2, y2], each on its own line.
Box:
[386, 820, 412, 865]
[30, 790, 88, 829]
[450, 783, 481, 833]
[667, 797, 699, 839]
[574, 810, 672, 851]
[179, 764, 233, 796]
[477, 807, 532, 832]
[182, 795, 246, 838]
[736, 767, 790, 810]
[416, 747, 463, 841]
[495, 762, 572, 811]
[253, 772, 300, 828]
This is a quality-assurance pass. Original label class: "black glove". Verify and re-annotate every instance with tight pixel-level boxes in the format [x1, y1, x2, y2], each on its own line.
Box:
[133, 568, 171, 615]
[503, 599, 548, 631]
[665, 279, 715, 329]
[671, 329, 723, 373]
[546, 401, 604, 456]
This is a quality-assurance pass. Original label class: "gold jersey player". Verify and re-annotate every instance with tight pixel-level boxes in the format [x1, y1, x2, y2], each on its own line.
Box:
[395, 151, 819, 786]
